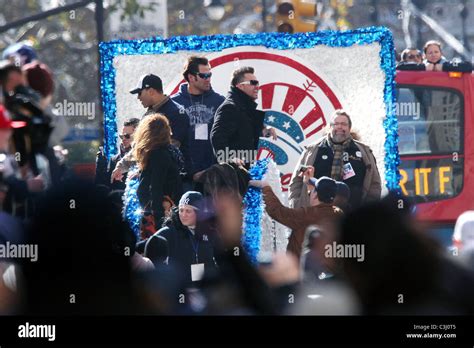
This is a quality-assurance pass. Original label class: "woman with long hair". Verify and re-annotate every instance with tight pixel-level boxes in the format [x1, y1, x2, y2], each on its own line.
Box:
[134, 113, 183, 226]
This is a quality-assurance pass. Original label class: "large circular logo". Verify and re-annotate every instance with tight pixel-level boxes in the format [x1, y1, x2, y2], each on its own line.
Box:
[170, 47, 343, 191]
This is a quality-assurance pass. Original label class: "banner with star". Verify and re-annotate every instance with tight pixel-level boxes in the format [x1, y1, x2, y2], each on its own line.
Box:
[100, 28, 399, 199]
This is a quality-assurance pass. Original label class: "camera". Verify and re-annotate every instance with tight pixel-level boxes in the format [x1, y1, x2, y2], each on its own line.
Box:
[299, 165, 308, 173]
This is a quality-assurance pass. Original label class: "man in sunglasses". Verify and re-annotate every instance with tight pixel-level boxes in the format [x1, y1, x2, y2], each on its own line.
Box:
[130, 74, 189, 148]
[171, 56, 225, 191]
[211, 66, 276, 166]
[396, 48, 425, 71]
[111, 74, 191, 183]
[96, 117, 139, 190]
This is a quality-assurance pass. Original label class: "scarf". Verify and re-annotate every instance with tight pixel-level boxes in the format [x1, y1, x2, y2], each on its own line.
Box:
[328, 134, 353, 181]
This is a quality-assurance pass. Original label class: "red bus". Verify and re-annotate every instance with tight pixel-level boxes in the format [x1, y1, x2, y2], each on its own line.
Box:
[395, 70, 474, 245]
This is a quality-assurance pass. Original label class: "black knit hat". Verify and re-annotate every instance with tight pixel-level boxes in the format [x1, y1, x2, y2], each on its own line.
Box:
[309, 176, 337, 203]
[178, 191, 203, 210]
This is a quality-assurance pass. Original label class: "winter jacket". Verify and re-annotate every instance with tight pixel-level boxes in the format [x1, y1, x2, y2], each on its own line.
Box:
[211, 86, 265, 162]
[115, 97, 190, 175]
[171, 84, 225, 175]
[262, 186, 343, 260]
[144, 96, 189, 148]
[95, 146, 128, 190]
[288, 135, 381, 209]
[136, 146, 182, 223]
[149, 208, 218, 286]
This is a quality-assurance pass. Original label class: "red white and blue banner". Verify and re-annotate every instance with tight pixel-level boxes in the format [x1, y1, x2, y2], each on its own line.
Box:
[100, 28, 399, 260]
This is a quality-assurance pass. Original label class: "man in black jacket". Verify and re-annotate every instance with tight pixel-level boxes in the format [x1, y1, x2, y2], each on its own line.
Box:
[211, 67, 276, 165]
[95, 117, 139, 190]
[111, 74, 190, 182]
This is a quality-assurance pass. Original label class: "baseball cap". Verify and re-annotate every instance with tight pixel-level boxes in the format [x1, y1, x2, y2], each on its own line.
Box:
[178, 191, 203, 210]
[0, 104, 27, 129]
[335, 181, 351, 199]
[308, 176, 337, 203]
[129, 74, 163, 94]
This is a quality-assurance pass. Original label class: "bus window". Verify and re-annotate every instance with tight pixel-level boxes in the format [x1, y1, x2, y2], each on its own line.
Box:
[396, 86, 464, 203]
[396, 87, 462, 155]
[398, 158, 464, 203]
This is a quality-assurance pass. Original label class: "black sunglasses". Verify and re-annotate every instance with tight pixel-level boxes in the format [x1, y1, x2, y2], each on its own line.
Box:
[119, 133, 132, 140]
[137, 87, 150, 96]
[239, 80, 259, 86]
[195, 72, 212, 79]
[407, 54, 421, 59]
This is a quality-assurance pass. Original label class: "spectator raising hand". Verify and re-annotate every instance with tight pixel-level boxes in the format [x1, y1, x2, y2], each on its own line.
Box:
[302, 165, 315, 181]
[301, 165, 315, 193]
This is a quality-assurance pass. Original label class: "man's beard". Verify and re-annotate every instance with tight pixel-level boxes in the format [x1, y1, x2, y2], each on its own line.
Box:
[331, 132, 349, 143]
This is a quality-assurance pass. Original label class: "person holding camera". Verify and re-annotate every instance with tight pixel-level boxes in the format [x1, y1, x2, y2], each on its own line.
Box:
[288, 110, 381, 210]
[0, 62, 58, 190]
[249, 175, 343, 260]
[0, 104, 45, 214]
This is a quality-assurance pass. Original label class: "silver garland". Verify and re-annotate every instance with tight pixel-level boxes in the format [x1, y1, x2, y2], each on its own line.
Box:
[259, 159, 289, 259]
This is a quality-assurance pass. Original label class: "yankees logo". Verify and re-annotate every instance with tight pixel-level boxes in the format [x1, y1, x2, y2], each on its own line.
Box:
[169, 47, 345, 192]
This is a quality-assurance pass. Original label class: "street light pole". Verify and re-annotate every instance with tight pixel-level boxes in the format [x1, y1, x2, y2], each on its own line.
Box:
[0, 0, 92, 33]
[95, 0, 104, 43]
[370, 0, 378, 26]
[262, 0, 267, 32]
[460, 0, 471, 53]
[95, 0, 104, 141]
[412, 0, 427, 50]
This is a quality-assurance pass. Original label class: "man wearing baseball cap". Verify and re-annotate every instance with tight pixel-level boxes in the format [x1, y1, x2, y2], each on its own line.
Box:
[249, 176, 343, 260]
[111, 74, 190, 183]
[129, 74, 189, 147]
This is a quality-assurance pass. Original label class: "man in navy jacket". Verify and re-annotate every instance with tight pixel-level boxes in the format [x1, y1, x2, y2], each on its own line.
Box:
[171, 56, 224, 188]
[111, 74, 190, 182]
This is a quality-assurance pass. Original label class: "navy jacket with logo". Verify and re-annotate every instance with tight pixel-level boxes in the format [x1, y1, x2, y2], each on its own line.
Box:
[171, 84, 225, 175]
[148, 208, 218, 286]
